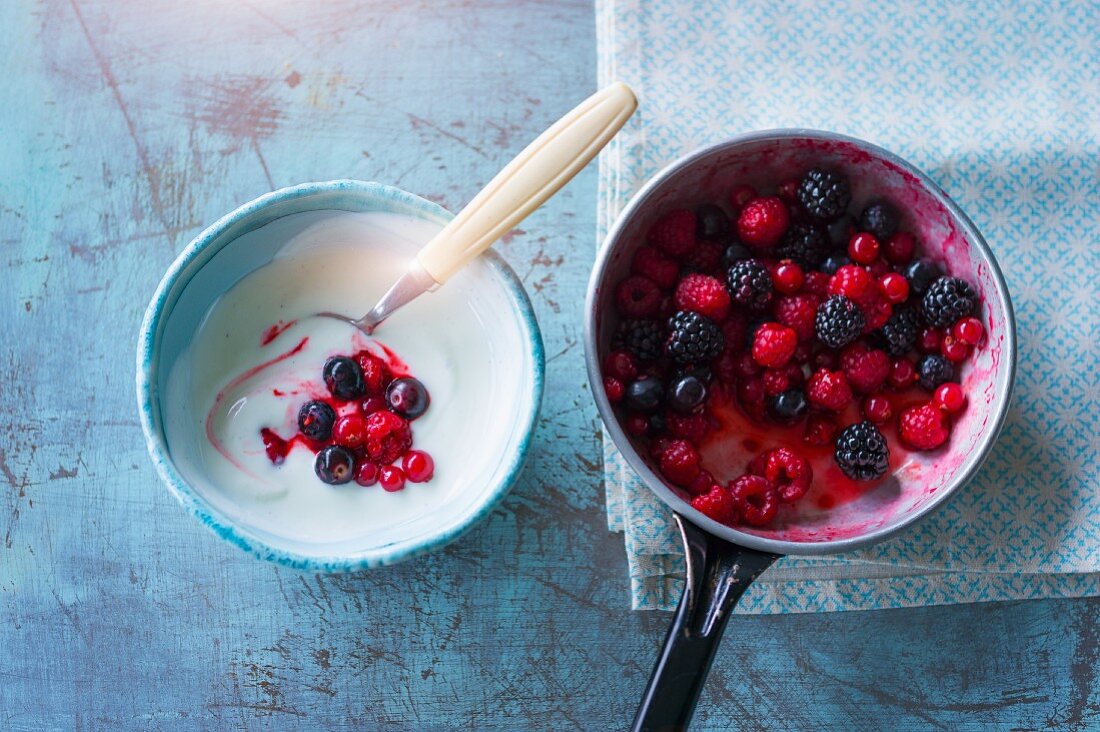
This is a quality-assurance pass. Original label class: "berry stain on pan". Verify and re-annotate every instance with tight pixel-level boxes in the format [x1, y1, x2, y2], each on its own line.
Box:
[603, 146, 1006, 542]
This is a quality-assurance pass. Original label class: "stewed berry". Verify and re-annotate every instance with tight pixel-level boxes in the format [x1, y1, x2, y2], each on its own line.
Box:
[668, 375, 707, 414]
[386, 377, 430, 419]
[625, 377, 664, 412]
[315, 445, 355, 485]
[323, 356, 365, 400]
[298, 400, 336, 441]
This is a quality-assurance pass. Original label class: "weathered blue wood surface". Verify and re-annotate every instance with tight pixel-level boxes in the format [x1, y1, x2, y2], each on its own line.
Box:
[1, 1, 1098, 729]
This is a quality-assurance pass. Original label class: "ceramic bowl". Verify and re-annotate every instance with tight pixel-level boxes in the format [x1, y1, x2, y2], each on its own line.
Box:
[586, 130, 1016, 555]
[137, 180, 544, 570]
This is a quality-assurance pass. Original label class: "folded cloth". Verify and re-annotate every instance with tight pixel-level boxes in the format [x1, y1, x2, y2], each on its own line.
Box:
[596, 0, 1100, 611]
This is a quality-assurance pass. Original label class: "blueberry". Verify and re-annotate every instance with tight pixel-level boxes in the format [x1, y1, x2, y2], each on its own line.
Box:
[695, 203, 730, 240]
[668, 375, 707, 414]
[323, 356, 365, 400]
[386, 377, 430, 419]
[624, 377, 664, 412]
[723, 242, 752, 267]
[315, 445, 355, 485]
[904, 258, 943, 296]
[646, 413, 667, 437]
[768, 389, 808, 425]
[820, 254, 851, 275]
[297, 400, 336, 441]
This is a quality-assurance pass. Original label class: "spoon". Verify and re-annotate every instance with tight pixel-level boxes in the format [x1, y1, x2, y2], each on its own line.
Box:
[318, 82, 637, 335]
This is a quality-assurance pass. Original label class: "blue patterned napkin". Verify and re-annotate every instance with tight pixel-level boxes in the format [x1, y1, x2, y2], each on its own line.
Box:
[597, 0, 1100, 611]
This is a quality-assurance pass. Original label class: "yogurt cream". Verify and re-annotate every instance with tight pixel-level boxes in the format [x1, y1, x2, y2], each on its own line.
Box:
[163, 210, 529, 548]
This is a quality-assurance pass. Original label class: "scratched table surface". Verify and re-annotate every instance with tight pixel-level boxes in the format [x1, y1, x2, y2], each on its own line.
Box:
[1, 1, 1097, 730]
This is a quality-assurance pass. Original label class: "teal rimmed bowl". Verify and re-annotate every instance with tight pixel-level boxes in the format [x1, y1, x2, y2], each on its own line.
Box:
[136, 181, 544, 571]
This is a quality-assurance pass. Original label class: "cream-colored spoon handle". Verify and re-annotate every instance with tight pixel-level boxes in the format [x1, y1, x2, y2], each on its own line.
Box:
[416, 82, 637, 284]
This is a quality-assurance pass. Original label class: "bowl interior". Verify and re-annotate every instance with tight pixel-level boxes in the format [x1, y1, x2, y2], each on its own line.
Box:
[139, 182, 543, 569]
[592, 133, 1014, 551]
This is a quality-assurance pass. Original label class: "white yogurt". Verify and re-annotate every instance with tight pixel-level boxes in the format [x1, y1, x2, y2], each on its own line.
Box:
[163, 211, 532, 551]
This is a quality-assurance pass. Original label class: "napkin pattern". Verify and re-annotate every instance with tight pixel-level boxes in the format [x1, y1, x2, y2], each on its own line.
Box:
[596, 0, 1100, 611]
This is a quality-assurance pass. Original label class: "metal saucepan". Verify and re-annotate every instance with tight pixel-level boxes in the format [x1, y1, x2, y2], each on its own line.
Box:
[584, 130, 1017, 731]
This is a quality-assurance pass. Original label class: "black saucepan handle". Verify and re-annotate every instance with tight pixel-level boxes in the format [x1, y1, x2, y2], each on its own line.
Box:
[631, 514, 781, 732]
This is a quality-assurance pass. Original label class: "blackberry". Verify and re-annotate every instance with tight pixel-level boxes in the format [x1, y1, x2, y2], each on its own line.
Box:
[726, 259, 774, 312]
[625, 377, 664, 412]
[859, 201, 900, 240]
[616, 319, 664, 362]
[775, 222, 829, 268]
[876, 307, 922, 357]
[820, 253, 851, 275]
[768, 389, 808, 425]
[834, 421, 890, 480]
[723, 241, 752, 267]
[917, 354, 955, 391]
[904, 258, 943, 296]
[695, 203, 730, 240]
[815, 295, 865, 349]
[797, 168, 852, 222]
[665, 310, 724, 366]
[921, 276, 978, 328]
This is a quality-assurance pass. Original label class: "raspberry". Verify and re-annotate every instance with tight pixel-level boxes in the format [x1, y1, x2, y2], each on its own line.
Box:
[922, 276, 978, 328]
[748, 447, 813, 503]
[934, 383, 967, 413]
[876, 307, 921, 357]
[604, 350, 638, 382]
[848, 232, 880, 265]
[774, 294, 819, 342]
[803, 270, 830, 297]
[762, 368, 791, 397]
[666, 412, 709, 444]
[691, 484, 738, 523]
[616, 319, 664, 362]
[666, 311, 724, 366]
[900, 404, 951, 450]
[828, 265, 876, 309]
[647, 209, 698, 258]
[727, 259, 774, 312]
[658, 439, 701, 486]
[840, 342, 891, 393]
[730, 475, 778, 526]
[806, 368, 853, 411]
[883, 231, 917, 264]
[355, 351, 393, 395]
[712, 348, 740, 384]
[858, 201, 901, 240]
[772, 261, 805, 294]
[683, 241, 726, 276]
[737, 196, 790, 249]
[815, 295, 865, 348]
[834, 421, 890, 480]
[752, 323, 798, 368]
[797, 168, 852, 222]
[775, 222, 829, 268]
[631, 246, 680, 289]
[674, 273, 731, 321]
[804, 413, 838, 445]
[917, 354, 955, 391]
[615, 276, 662, 317]
[625, 414, 648, 436]
[364, 410, 412, 465]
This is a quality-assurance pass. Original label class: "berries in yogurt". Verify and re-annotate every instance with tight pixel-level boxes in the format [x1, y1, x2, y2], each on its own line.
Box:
[605, 167, 985, 528]
[260, 348, 434, 490]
